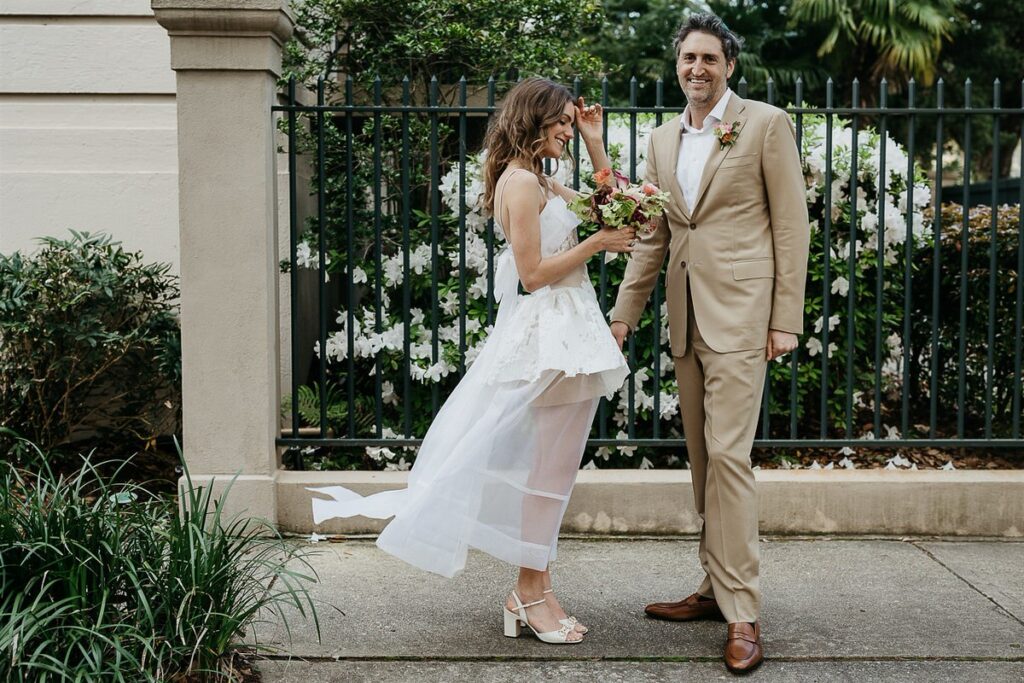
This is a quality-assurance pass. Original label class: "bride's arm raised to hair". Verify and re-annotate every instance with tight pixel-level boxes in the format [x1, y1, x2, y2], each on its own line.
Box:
[503, 172, 635, 293]
[577, 99, 612, 174]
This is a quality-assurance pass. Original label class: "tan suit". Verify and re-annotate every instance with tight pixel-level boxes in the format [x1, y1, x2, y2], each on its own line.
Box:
[611, 94, 809, 623]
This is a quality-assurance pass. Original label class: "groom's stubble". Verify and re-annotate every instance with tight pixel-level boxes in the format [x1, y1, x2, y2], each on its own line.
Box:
[675, 31, 734, 119]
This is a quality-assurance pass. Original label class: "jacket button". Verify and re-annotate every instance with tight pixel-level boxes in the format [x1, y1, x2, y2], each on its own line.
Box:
[680, 260, 687, 268]
[689, 223, 697, 230]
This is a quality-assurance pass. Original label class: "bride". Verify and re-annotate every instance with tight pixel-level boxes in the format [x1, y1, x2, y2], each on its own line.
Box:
[309, 77, 635, 644]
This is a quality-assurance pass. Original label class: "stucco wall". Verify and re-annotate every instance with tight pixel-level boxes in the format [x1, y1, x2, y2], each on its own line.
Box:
[0, 0, 180, 273]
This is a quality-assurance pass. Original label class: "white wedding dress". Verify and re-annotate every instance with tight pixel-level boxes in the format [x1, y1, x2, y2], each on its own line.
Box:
[309, 170, 629, 577]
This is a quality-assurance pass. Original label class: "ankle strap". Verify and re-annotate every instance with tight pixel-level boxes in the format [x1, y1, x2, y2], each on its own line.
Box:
[511, 591, 546, 610]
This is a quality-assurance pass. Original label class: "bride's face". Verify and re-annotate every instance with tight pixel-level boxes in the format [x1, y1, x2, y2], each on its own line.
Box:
[541, 100, 576, 159]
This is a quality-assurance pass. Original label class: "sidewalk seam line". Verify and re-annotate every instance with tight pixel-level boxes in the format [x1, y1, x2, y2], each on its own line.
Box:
[250, 654, 1024, 663]
[910, 540, 1024, 628]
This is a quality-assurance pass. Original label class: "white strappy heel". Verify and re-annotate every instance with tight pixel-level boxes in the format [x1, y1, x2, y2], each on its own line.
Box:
[543, 587, 589, 634]
[503, 591, 582, 644]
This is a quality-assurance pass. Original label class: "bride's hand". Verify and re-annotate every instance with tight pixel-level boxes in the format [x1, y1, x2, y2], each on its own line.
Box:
[574, 97, 603, 144]
[593, 226, 637, 253]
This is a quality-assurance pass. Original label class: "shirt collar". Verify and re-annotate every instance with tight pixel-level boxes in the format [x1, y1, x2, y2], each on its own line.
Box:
[680, 88, 733, 134]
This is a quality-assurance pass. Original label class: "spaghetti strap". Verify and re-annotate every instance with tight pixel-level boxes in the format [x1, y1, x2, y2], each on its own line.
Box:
[495, 168, 547, 236]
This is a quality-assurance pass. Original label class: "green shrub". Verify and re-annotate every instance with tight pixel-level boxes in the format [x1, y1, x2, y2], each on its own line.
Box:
[0, 231, 181, 463]
[908, 203, 1021, 435]
[0, 439, 320, 681]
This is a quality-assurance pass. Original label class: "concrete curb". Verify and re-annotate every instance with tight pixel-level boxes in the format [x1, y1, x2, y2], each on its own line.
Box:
[281, 470, 1024, 537]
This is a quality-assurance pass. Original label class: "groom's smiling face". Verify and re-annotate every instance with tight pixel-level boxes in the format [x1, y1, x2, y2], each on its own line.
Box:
[676, 31, 735, 109]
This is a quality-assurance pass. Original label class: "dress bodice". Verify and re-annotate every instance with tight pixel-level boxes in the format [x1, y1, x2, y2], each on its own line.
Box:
[494, 191, 588, 291]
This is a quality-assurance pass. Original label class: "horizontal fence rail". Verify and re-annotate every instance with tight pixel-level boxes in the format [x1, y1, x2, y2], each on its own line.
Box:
[273, 76, 1024, 469]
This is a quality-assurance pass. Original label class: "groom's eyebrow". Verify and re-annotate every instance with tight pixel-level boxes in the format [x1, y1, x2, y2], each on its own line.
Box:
[682, 51, 719, 60]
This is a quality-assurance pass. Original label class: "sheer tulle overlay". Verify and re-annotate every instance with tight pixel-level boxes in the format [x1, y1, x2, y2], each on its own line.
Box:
[309, 190, 628, 578]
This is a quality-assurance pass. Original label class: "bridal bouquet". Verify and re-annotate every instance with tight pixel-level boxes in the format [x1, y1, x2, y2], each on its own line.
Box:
[568, 168, 671, 262]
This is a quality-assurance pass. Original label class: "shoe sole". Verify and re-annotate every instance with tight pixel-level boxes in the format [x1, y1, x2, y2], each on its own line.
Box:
[725, 656, 764, 675]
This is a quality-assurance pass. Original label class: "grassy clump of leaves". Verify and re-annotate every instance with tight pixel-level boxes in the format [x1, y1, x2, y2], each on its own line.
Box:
[0, 439, 319, 681]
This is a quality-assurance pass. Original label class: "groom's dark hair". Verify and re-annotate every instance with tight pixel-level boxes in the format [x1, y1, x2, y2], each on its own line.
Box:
[673, 13, 743, 63]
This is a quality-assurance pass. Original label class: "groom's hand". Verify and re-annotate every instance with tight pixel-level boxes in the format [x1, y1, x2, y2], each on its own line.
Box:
[766, 329, 798, 361]
[611, 321, 629, 351]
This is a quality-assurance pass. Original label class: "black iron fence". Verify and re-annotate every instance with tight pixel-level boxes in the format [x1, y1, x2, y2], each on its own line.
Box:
[273, 75, 1024, 466]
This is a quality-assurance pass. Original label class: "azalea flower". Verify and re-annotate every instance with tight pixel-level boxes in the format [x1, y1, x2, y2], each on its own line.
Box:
[831, 276, 850, 296]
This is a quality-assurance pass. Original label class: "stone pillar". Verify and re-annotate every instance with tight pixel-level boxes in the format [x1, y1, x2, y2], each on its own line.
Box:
[152, 0, 293, 523]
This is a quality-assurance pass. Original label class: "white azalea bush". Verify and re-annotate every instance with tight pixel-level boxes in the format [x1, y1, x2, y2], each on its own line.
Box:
[291, 110, 945, 470]
[779, 111, 934, 439]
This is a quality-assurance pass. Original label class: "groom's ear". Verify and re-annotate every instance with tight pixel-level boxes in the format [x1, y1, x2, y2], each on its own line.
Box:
[726, 59, 736, 80]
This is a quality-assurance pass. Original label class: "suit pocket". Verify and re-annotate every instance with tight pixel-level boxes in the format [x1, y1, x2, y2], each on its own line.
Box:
[732, 258, 775, 280]
[719, 152, 759, 169]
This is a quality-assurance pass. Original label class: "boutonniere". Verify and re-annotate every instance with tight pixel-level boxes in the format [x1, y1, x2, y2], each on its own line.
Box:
[714, 121, 741, 148]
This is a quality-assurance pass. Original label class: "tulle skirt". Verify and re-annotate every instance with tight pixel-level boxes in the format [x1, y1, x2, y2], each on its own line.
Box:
[309, 284, 629, 578]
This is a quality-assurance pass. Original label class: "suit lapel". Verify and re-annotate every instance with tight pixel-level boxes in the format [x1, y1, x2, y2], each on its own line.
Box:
[661, 115, 691, 220]
[690, 94, 747, 216]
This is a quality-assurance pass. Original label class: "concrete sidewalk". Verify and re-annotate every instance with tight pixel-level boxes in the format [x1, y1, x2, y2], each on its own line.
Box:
[253, 537, 1024, 682]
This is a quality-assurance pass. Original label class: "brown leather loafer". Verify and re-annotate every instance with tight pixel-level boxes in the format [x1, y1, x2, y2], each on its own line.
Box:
[724, 622, 763, 674]
[644, 592, 724, 621]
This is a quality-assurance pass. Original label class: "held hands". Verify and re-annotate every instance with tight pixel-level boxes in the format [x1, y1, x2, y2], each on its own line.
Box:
[574, 97, 604, 143]
[610, 321, 629, 351]
[766, 329, 798, 361]
[594, 226, 637, 254]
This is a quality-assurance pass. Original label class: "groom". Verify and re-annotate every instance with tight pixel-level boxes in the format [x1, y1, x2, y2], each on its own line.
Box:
[610, 13, 809, 674]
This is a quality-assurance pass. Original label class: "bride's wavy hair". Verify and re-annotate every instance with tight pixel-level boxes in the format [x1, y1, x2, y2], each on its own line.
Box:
[482, 77, 575, 217]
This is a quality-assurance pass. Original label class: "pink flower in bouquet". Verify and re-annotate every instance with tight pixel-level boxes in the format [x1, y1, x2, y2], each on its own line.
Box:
[641, 182, 660, 196]
[594, 167, 630, 189]
[593, 168, 614, 187]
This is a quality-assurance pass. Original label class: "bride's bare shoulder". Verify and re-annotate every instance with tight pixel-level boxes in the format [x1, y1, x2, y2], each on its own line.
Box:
[500, 169, 545, 207]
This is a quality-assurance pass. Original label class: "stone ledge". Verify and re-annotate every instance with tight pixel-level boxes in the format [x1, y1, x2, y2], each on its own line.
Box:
[279, 469, 1024, 537]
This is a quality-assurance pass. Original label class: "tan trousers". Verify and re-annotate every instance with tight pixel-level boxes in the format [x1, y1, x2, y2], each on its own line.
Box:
[673, 284, 767, 624]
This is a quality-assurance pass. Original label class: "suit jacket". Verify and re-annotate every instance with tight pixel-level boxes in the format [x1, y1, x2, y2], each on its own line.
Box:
[610, 94, 810, 356]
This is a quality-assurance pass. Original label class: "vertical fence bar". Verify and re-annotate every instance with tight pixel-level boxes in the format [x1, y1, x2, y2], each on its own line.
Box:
[429, 76, 440, 415]
[738, 77, 747, 99]
[958, 79, 972, 438]
[599, 75, 610, 315]
[316, 76, 329, 438]
[821, 79, 834, 439]
[760, 78, 771, 437]
[486, 77, 496, 326]
[401, 77, 412, 437]
[572, 77, 581, 192]
[345, 78, 356, 437]
[791, 77, 804, 439]
[599, 76, 609, 440]
[287, 77, 299, 440]
[372, 77, 383, 437]
[873, 79, 887, 438]
[622, 77, 630, 440]
[846, 79, 860, 438]
[985, 80, 1000, 438]
[757, 77, 770, 438]
[902, 79, 916, 437]
[1014, 81, 1024, 438]
[457, 76, 468, 376]
[930, 79, 944, 438]
[653, 77, 663, 439]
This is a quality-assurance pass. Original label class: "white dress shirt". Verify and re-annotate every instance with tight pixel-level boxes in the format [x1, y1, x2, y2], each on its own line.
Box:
[676, 89, 733, 211]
